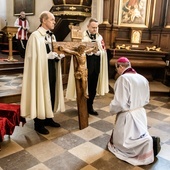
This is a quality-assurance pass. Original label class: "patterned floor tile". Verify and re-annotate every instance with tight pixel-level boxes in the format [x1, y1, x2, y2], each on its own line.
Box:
[69, 142, 108, 164]
[89, 133, 110, 149]
[147, 111, 169, 121]
[52, 133, 86, 150]
[27, 163, 51, 170]
[0, 138, 24, 159]
[73, 126, 103, 141]
[0, 73, 170, 170]
[0, 150, 40, 170]
[26, 140, 65, 162]
[44, 151, 87, 170]
[89, 119, 113, 132]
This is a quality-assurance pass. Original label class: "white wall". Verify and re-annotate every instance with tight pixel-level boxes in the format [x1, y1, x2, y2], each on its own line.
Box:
[0, 0, 7, 30]
[5, 0, 53, 32]
[1, 0, 103, 36]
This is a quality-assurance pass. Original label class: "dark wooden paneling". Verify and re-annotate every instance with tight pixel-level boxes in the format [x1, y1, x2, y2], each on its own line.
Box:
[101, 0, 170, 85]
[103, 0, 170, 51]
[160, 34, 170, 51]
[99, 24, 112, 49]
[151, 33, 161, 46]
[151, 0, 165, 27]
[164, 0, 170, 27]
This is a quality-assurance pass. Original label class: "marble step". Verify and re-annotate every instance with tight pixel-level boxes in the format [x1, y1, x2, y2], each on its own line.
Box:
[0, 93, 21, 103]
[0, 61, 24, 75]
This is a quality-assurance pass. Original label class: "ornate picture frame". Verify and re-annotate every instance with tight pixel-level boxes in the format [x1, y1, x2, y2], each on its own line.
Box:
[164, 0, 170, 28]
[14, 0, 35, 16]
[70, 26, 82, 41]
[117, 0, 151, 28]
[131, 29, 142, 44]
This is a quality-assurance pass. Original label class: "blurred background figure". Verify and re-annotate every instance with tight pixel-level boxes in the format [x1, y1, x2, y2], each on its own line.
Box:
[14, 11, 29, 58]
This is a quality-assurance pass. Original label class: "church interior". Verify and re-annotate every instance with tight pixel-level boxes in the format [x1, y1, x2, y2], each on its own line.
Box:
[0, 0, 170, 169]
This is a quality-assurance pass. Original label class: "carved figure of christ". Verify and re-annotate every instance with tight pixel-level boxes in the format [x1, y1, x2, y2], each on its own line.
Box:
[52, 41, 97, 129]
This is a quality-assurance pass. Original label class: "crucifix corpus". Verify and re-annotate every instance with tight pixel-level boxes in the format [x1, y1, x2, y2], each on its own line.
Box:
[53, 41, 97, 129]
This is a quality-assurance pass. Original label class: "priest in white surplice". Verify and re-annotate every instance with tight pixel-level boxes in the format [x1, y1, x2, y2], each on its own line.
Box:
[108, 57, 154, 166]
[66, 18, 109, 116]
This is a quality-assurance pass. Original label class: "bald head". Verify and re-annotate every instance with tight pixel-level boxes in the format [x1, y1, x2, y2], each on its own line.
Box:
[19, 11, 26, 19]
[39, 11, 56, 30]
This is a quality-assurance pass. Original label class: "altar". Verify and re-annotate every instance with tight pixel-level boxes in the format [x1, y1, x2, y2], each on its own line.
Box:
[109, 47, 170, 82]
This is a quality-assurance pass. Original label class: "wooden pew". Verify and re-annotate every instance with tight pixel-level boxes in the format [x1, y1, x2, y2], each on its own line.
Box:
[109, 48, 170, 81]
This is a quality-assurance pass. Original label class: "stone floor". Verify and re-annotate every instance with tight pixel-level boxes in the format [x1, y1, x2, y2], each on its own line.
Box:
[1, 53, 170, 170]
[0, 71, 170, 169]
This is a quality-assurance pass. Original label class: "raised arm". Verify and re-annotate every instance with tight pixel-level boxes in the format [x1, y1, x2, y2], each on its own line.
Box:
[58, 46, 80, 56]
[85, 46, 97, 54]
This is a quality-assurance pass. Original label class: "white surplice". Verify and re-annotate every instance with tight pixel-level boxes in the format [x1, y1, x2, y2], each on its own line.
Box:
[108, 72, 154, 166]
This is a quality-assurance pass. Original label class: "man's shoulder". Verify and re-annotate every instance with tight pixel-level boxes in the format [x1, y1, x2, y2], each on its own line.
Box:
[32, 28, 46, 37]
[28, 30, 42, 41]
[82, 31, 90, 42]
[121, 73, 148, 81]
[82, 30, 88, 36]
[96, 33, 103, 39]
[30, 30, 39, 36]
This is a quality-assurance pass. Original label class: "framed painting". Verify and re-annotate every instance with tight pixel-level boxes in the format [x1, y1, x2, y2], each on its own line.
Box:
[164, 0, 170, 28]
[117, 0, 151, 28]
[14, 0, 35, 16]
[131, 29, 142, 43]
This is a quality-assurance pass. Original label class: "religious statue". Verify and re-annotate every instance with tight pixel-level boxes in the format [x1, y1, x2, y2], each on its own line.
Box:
[116, 44, 126, 49]
[116, 44, 131, 50]
[146, 46, 161, 51]
[52, 41, 98, 129]
[58, 44, 97, 98]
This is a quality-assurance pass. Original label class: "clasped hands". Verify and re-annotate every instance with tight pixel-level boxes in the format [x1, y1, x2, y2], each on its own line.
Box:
[87, 50, 101, 56]
[48, 52, 65, 60]
[21, 26, 27, 31]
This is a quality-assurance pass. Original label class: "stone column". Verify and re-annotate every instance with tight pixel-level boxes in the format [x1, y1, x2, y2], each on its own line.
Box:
[99, 0, 112, 48]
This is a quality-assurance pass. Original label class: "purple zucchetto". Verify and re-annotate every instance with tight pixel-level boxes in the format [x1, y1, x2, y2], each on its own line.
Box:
[117, 57, 130, 63]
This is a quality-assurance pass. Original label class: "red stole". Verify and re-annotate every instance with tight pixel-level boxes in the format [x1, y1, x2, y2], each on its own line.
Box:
[18, 19, 27, 40]
[123, 67, 136, 74]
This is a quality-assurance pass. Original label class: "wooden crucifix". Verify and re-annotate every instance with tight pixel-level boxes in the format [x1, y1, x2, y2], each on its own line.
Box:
[53, 41, 97, 129]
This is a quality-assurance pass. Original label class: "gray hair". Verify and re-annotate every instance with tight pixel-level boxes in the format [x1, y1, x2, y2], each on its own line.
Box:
[20, 11, 25, 15]
[39, 11, 50, 23]
[115, 62, 131, 68]
[88, 18, 98, 24]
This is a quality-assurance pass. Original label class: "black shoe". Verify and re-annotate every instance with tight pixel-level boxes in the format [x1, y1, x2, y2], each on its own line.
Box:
[152, 136, 161, 156]
[88, 109, 98, 116]
[34, 118, 49, 135]
[44, 118, 61, 127]
[34, 126, 49, 135]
